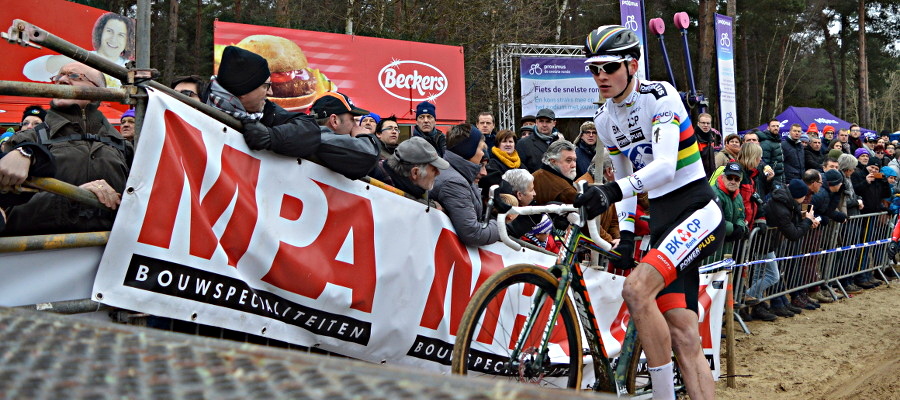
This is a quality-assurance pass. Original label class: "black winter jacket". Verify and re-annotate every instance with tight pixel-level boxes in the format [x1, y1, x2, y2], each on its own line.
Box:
[516, 132, 558, 173]
[781, 138, 805, 181]
[257, 100, 379, 180]
[764, 187, 813, 242]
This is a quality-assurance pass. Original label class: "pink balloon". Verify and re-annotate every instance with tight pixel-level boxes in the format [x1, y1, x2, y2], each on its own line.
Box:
[648, 18, 666, 35]
[674, 12, 690, 29]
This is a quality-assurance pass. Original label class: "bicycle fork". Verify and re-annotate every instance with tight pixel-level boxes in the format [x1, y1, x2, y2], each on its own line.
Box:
[507, 267, 573, 381]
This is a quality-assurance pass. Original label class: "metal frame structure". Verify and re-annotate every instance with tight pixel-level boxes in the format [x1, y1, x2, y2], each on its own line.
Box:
[493, 43, 584, 131]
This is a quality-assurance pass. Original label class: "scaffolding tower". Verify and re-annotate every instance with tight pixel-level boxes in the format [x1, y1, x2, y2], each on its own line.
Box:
[493, 43, 584, 130]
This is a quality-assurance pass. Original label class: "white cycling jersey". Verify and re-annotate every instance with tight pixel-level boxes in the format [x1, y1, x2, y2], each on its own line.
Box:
[593, 79, 707, 232]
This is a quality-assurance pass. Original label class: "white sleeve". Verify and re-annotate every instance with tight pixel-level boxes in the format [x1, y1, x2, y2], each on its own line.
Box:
[614, 90, 687, 198]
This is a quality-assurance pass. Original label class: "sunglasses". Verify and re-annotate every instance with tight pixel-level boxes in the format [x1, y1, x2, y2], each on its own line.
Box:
[725, 175, 741, 182]
[179, 90, 198, 98]
[588, 61, 624, 76]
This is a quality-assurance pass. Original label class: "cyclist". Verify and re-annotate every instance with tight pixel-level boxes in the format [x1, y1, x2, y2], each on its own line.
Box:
[574, 25, 724, 400]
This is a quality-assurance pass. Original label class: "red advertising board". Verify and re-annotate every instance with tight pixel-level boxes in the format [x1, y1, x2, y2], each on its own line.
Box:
[0, 0, 132, 124]
[214, 22, 466, 124]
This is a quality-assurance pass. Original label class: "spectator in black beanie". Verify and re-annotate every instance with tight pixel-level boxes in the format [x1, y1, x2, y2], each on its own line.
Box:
[207, 46, 378, 180]
[20, 105, 46, 132]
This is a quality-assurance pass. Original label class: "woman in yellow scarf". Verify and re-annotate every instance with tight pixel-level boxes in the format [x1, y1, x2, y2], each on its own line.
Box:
[480, 130, 523, 192]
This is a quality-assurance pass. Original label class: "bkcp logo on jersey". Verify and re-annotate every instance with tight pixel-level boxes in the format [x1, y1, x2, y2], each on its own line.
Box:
[378, 60, 448, 102]
[665, 219, 702, 255]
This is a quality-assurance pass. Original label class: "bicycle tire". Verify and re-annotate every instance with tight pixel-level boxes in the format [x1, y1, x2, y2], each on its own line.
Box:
[451, 264, 583, 389]
[624, 337, 685, 396]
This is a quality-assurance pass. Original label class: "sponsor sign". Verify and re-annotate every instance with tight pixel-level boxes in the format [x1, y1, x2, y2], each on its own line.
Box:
[714, 14, 738, 136]
[213, 22, 465, 123]
[92, 91, 726, 381]
[619, 0, 648, 81]
[519, 57, 599, 118]
[0, 0, 132, 123]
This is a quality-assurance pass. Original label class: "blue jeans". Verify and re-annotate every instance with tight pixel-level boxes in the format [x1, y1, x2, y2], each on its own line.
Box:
[746, 251, 779, 299]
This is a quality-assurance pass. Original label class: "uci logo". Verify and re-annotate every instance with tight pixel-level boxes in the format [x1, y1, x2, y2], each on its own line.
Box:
[379, 60, 448, 102]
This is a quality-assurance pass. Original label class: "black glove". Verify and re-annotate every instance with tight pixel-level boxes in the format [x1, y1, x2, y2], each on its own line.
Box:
[240, 118, 272, 150]
[544, 201, 572, 230]
[493, 189, 512, 214]
[612, 231, 636, 269]
[506, 214, 541, 238]
[889, 241, 900, 261]
[754, 220, 767, 231]
[727, 225, 747, 241]
[574, 182, 624, 220]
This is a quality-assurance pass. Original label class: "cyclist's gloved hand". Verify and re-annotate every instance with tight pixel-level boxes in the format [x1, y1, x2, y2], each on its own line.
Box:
[574, 182, 623, 220]
[612, 231, 636, 270]
[889, 240, 900, 261]
[493, 189, 512, 214]
[240, 118, 272, 150]
[545, 202, 572, 230]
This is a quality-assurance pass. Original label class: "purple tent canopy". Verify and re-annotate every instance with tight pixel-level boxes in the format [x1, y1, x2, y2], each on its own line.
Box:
[741, 106, 877, 137]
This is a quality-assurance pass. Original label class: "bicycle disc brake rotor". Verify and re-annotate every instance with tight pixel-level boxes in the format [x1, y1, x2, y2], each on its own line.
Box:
[517, 347, 547, 382]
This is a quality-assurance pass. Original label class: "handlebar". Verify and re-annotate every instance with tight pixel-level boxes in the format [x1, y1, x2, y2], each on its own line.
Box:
[496, 180, 612, 252]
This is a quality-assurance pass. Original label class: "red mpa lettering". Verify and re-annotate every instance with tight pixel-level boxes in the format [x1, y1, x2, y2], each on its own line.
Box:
[137, 111, 377, 313]
[419, 229, 504, 334]
[697, 284, 714, 349]
[262, 182, 377, 313]
[137, 110, 260, 267]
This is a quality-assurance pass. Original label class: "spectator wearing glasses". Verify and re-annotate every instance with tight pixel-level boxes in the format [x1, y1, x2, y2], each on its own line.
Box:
[210, 46, 378, 179]
[170, 75, 205, 101]
[696, 112, 722, 178]
[821, 125, 835, 149]
[0, 62, 131, 235]
[372, 115, 399, 161]
[847, 124, 863, 153]
[575, 121, 598, 177]
[711, 162, 748, 266]
[715, 133, 742, 168]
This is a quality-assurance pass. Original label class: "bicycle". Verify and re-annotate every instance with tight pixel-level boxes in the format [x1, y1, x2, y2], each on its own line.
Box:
[451, 183, 734, 395]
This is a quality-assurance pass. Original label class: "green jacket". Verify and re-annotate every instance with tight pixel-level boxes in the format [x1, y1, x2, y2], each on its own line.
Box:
[4, 102, 132, 235]
[757, 129, 785, 184]
[713, 175, 747, 257]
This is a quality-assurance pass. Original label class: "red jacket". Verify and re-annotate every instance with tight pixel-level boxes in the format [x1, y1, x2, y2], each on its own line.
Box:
[739, 166, 760, 228]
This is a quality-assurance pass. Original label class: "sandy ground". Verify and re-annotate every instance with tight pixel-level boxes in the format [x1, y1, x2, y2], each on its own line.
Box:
[714, 281, 899, 400]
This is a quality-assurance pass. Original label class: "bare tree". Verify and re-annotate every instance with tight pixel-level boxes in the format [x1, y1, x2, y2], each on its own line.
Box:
[555, 0, 569, 43]
[346, 0, 355, 35]
[697, 0, 716, 100]
[276, 0, 290, 28]
[857, 0, 869, 127]
[163, 0, 179, 84]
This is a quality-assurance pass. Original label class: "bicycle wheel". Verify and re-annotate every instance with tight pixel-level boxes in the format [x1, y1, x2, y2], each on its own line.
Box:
[451, 264, 583, 389]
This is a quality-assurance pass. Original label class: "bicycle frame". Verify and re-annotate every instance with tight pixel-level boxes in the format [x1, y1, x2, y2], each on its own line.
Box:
[506, 220, 621, 392]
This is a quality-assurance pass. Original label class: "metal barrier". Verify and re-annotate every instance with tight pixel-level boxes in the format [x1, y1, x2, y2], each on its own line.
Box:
[726, 212, 898, 333]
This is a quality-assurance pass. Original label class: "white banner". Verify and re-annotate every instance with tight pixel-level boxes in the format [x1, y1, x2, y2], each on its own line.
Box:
[0, 246, 103, 306]
[92, 91, 726, 379]
[715, 14, 737, 136]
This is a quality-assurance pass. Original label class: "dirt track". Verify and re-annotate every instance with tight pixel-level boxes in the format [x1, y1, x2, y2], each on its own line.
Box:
[715, 282, 899, 400]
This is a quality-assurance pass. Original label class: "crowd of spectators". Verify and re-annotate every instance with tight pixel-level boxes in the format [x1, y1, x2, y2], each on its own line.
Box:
[0, 46, 896, 315]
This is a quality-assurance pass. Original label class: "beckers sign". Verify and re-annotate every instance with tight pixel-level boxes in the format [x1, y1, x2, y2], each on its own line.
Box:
[213, 22, 466, 123]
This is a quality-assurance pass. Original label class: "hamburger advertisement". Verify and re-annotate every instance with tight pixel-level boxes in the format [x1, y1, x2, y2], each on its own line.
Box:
[214, 22, 466, 122]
